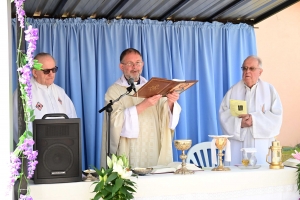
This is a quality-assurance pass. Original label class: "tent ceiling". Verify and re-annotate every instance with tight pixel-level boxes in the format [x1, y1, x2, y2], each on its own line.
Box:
[12, 0, 300, 25]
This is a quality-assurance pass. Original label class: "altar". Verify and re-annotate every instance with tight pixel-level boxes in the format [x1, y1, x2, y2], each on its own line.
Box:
[29, 165, 299, 200]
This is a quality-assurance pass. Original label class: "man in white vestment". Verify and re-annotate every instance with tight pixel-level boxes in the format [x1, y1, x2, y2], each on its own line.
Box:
[13, 52, 77, 145]
[219, 56, 283, 165]
[101, 48, 181, 168]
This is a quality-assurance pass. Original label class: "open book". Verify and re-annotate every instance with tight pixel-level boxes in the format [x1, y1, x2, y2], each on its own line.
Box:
[283, 158, 300, 168]
[151, 162, 203, 174]
[133, 77, 198, 98]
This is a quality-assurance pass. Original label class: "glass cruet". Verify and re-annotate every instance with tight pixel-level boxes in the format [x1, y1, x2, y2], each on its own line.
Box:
[241, 150, 249, 167]
[249, 152, 257, 167]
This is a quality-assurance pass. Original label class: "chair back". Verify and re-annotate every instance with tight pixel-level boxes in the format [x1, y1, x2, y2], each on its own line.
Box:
[186, 141, 226, 167]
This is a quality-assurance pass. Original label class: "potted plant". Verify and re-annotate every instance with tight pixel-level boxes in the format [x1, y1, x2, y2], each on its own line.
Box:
[91, 154, 137, 200]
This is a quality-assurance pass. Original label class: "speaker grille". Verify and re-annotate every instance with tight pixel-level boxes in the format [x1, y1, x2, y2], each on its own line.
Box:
[43, 143, 73, 173]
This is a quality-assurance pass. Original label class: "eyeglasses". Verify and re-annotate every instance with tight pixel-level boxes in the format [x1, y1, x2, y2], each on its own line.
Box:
[241, 66, 260, 72]
[42, 66, 58, 74]
[121, 62, 143, 67]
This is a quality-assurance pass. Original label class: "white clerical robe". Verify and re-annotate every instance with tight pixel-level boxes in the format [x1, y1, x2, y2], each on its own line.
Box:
[219, 79, 283, 165]
[101, 75, 181, 168]
[13, 77, 77, 144]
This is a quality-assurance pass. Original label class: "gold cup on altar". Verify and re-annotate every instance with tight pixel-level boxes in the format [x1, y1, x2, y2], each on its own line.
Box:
[174, 139, 194, 174]
[209, 135, 231, 171]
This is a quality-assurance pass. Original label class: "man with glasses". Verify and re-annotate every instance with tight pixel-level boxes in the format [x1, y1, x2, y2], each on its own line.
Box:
[100, 48, 181, 168]
[219, 55, 283, 165]
[13, 52, 77, 145]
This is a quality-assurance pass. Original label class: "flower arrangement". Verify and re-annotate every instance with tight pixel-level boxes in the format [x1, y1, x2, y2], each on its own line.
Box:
[8, 0, 41, 199]
[91, 154, 137, 200]
[292, 150, 300, 194]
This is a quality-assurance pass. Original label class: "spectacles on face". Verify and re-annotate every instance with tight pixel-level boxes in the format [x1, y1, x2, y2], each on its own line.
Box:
[121, 62, 143, 68]
[241, 66, 260, 72]
[42, 66, 58, 74]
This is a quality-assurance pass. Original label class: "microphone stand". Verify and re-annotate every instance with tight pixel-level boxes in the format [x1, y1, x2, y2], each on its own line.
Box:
[99, 86, 134, 168]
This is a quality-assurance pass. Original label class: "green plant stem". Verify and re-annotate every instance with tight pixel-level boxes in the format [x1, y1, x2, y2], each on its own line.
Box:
[17, 157, 23, 198]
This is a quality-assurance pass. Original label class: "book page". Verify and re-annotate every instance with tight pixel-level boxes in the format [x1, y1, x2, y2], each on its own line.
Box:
[151, 165, 176, 174]
[283, 158, 300, 168]
[151, 162, 202, 174]
[172, 79, 185, 82]
[230, 99, 247, 116]
[168, 162, 202, 171]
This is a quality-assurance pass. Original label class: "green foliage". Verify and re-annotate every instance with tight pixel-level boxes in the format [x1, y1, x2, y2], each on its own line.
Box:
[297, 163, 300, 194]
[91, 154, 137, 200]
[33, 59, 43, 70]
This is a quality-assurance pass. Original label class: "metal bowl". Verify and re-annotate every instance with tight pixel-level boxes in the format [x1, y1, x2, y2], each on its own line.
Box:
[132, 167, 153, 175]
[82, 169, 98, 177]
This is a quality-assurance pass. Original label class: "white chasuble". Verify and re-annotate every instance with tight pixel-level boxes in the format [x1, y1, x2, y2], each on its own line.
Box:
[101, 77, 177, 168]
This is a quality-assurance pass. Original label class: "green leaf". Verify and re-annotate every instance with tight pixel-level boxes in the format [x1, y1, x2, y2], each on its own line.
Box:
[119, 187, 134, 199]
[123, 185, 136, 193]
[29, 115, 35, 122]
[93, 166, 104, 176]
[106, 172, 118, 183]
[18, 135, 26, 145]
[101, 188, 109, 197]
[27, 131, 33, 137]
[112, 178, 124, 194]
[20, 53, 27, 66]
[33, 60, 43, 70]
[105, 168, 113, 174]
[92, 192, 102, 200]
[119, 187, 130, 196]
[105, 185, 113, 192]
[125, 180, 136, 187]
[93, 182, 103, 193]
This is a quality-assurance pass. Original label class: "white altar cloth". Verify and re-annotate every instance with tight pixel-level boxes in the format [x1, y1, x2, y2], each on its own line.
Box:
[29, 165, 299, 200]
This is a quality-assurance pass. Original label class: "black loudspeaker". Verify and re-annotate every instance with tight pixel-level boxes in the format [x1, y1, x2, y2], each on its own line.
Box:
[33, 114, 82, 184]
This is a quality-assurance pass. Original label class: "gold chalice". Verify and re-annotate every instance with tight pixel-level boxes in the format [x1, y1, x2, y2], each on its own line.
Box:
[212, 137, 230, 171]
[174, 139, 194, 174]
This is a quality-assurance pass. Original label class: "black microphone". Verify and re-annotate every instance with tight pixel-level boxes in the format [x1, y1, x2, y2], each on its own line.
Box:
[128, 77, 136, 93]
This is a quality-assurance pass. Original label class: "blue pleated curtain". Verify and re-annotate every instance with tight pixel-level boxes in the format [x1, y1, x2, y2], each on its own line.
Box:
[11, 18, 257, 169]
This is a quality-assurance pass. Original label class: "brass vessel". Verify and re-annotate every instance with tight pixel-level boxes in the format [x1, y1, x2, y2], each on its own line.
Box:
[266, 140, 284, 169]
[174, 139, 194, 174]
[212, 137, 230, 171]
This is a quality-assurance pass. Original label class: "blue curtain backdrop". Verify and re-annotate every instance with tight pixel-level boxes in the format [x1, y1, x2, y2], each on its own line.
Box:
[11, 18, 257, 169]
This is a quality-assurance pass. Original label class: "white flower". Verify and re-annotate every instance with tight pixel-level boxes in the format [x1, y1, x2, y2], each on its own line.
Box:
[110, 156, 132, 179]
[121, 170, 132, 179]
[107, 156, 113, 169]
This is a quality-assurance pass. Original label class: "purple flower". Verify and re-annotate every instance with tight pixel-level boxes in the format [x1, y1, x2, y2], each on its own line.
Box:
[16, 138, 39, 179]
[8, 153, 21, 190]
[11, 1, 40, 198]
[14, 0, 26, 29]
[27, 160, 38, 179]
[19, 194, 33, 200]
[24, 25, 39, 68]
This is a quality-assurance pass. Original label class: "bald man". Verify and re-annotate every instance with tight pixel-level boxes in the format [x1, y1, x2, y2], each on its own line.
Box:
[13, 52, 77, 145]
[219, 55, 283, 165]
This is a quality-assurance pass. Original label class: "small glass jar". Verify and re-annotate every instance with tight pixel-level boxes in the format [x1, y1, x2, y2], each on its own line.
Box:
[249, 152, 257, 166]
[242, 151, 249, 167]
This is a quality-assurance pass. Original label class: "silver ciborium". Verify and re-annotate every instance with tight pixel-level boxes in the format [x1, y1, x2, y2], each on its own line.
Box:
[174, 139, 194, 174]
